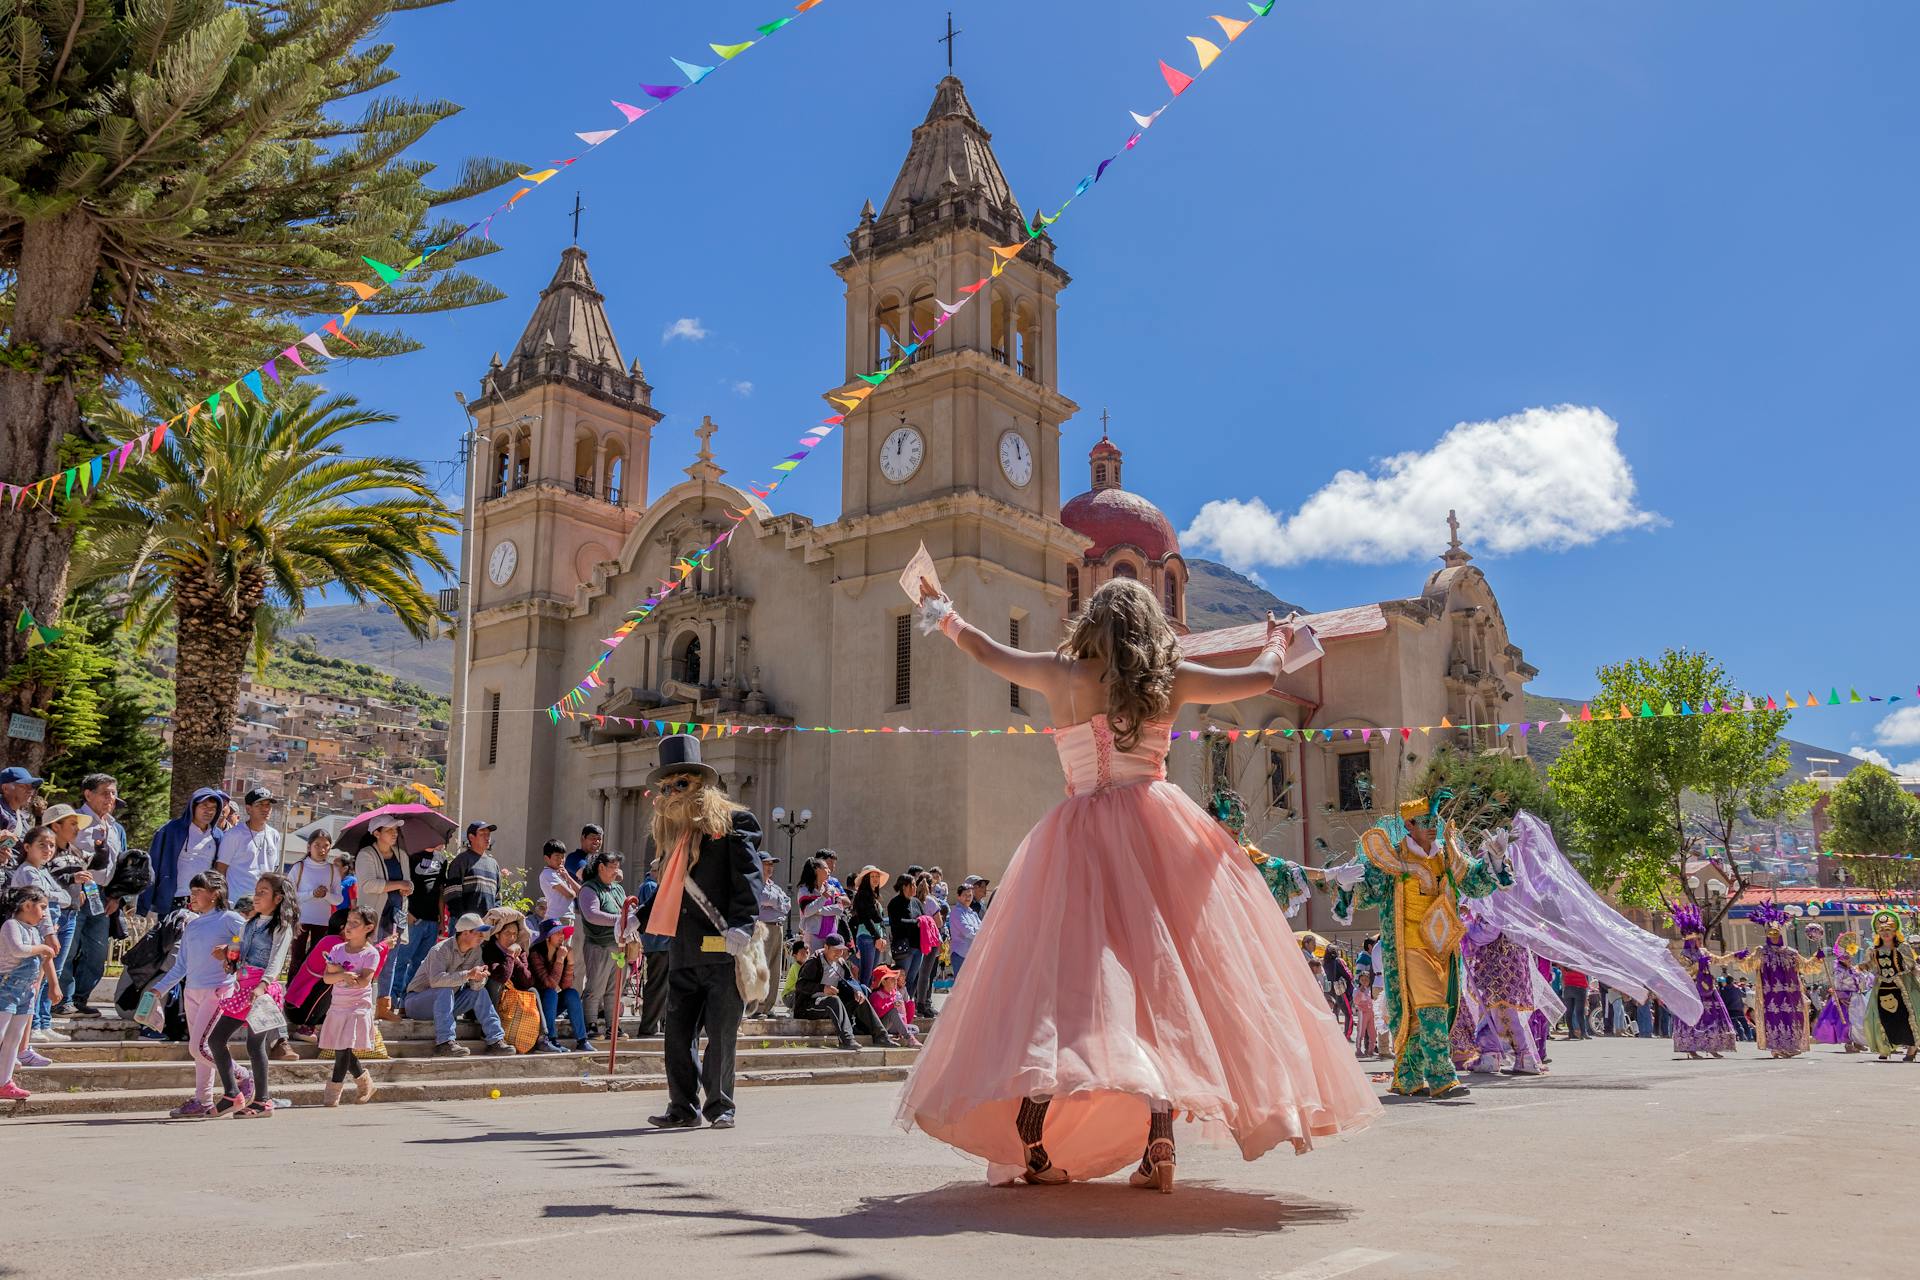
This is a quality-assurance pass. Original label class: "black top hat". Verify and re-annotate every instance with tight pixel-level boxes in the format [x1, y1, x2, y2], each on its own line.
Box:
[646, 734, 720, 790]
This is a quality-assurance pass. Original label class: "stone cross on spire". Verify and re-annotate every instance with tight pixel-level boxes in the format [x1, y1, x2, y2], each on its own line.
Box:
[1442, 508, 1473, 567]
[686, 414, 726, 483]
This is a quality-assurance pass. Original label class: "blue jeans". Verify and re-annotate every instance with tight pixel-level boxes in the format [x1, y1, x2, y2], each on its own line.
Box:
[855, 934, 878, 986]
[385, 919, 440, 999]
[949, 953, 966, 981]
[37, 908, 77, 1028]
[538, 986, 590, 1044]
[402, 985, 503, 1046]
[67, 905, 111, 1010]
[902, 947, 923, 996]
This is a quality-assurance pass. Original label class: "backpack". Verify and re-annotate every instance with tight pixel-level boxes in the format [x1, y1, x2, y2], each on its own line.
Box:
[105, 847, 154, 900]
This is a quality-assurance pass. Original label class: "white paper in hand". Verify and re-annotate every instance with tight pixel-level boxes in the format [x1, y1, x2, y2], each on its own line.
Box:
[899, 542, 944, 607]
[1280, 617, 1324, 673]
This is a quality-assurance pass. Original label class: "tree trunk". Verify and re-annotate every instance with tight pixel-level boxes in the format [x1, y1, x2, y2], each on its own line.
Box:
[170, 569, 262, 811]
[0, 210, 107, 773]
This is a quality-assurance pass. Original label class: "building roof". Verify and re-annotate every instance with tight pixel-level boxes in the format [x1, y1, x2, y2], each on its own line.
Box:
[1179, 603, 1390, 662]
[511, 246, 627, 373]
[1732, 887, 1916, 908]
[879, 76, 1019, 221]
[1061, 486, 1179, 562]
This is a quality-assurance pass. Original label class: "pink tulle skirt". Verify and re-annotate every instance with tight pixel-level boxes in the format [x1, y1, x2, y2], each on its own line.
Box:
[895, 779, 1381, 1183]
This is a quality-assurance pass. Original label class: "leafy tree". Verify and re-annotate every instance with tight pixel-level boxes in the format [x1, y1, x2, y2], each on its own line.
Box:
[70, 388, 454, 808]
[1822, 763, 1920, 894]
[1414, 746, 1565, 845]
[0, 0, 513, 766]
[0, 605, 112, 766]
[1547, 649, 1814, 937]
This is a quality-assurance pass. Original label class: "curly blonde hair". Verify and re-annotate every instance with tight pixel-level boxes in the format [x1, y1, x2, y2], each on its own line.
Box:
[1057, 577, 1181, 752]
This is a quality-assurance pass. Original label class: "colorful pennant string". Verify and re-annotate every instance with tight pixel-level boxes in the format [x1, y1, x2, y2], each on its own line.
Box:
[544, 0, 1280, 719]
[4, 0, 832, 511]
[14, 607, 61, 649]
[536, 682, 1919, 743]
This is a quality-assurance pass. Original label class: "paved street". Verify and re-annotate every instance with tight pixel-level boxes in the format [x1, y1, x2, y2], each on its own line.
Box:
[7, 1036, 1915, 1279]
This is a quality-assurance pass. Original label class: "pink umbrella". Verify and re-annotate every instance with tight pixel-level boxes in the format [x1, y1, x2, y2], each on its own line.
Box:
[336, 803, 456, 855]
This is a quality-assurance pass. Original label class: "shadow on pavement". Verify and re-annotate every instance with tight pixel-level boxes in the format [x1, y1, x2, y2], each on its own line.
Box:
[544, 1181, 1351, 1241]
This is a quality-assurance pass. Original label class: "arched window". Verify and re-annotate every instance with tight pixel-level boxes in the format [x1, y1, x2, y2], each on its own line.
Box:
[1165, 572, 1180, 621]
[1014, 301, 1039, 380]
[1112, 561, 1137, 580]
[1066, 565, 1080, 615]
[873, 295, 903, 367]
[490, 436, 511, 498]
[574, 432, 597, 497]
[989, 296, 1008, 366]
[605, 449, 626, 506]
[672, 633, 702, 686]
[908, 289, 937, 360]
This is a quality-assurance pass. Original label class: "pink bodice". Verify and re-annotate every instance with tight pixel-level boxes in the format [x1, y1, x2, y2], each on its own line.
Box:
[1055, 715, 1171, 796]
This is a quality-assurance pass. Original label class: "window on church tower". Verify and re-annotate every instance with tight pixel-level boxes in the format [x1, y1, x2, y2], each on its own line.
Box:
[1008, 617, 1023, 712]
[1112, 561, 1137, 580]
[1165, 574, 1180, 621]
[486, 692, 501, 767]
[894, 614, 912, 708]
[1067, 566, 1080, 615]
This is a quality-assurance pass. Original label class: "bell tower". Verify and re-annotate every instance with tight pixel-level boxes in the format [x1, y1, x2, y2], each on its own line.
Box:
[830, 76, 1077, 524]
[449, 244, 661, 854]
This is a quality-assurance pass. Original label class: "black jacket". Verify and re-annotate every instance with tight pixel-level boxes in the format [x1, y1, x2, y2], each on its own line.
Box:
[887, 893, 921, 953]
[792, 953, 855, 1010]
[667, 810, 764, 970]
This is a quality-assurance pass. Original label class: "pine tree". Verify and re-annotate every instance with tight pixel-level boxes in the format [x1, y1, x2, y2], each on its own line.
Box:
[0, 0, 515, 768]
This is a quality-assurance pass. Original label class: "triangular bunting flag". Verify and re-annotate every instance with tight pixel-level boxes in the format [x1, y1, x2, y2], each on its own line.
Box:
[991, 242, 1026, 261]
[1400, 727, 1412, 741]
[576, 128, 618, 145]
[1579, 704, 1593, 721]
[1213, 13, 1251, 40]
[669, 57, 715, 84]
[612, 100, 647, 122]
[1497, 724, 1511, 737]
[756, 17, 793, 35]
[361, 256, 404, 285]
[338, 280, 380, 300]
[640, 83, 684, 102]
[1439, 716, 1453, 729]
[1850, 689, 1864, 703]
[710, 41, 754, 60]
[1249, 0, 1277, 13]
[1159, 60, 1195, 96]
[1130, 108, 1165, 130]
[241, 370, 267, 403]
[1188, 36, 1222, 69]
[1828, 687, 1842, 705]
[517, 168, 560, 184]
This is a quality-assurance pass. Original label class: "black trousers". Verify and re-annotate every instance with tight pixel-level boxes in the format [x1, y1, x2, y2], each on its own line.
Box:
[663, 963, 743, 1121]
[208, 1014, 272, 1100]
[637, 952, 671, 1035]
[799, 990, 892, 1045]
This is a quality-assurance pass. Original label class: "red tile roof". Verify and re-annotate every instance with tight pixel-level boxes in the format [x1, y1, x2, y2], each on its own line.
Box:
[1179, 603, 1389, 662]
[1733, 887, 1914, 906]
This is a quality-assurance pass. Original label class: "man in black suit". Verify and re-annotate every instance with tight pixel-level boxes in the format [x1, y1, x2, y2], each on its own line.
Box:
[643, 735, 763, 1131]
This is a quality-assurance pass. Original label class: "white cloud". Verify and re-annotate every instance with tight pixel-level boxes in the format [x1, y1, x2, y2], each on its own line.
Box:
[1847, 746, 1920, 781]
[1181, 405, 1662, 569]
[731, 380, 754, 397]
[661, 317, 709, 343]
[1872, 706, 1920, 747]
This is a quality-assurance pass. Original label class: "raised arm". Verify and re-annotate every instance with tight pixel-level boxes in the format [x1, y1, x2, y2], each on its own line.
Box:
[1169, 613, 1290, 709]
[922, 593, 1071, 699]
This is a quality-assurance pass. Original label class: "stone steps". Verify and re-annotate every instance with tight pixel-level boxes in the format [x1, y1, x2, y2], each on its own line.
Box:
[4, 1062, 914, 1118]
[17, 1045, 918, 1093]
[10, 1010, 926, 1116]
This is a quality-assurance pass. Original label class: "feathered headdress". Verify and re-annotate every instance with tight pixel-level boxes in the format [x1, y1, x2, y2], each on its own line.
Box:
[1670, 903, 1704, 936]
[1749, 901, 1790, 931]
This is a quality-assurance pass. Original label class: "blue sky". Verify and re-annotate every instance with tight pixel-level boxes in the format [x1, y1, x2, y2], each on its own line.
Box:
[318, 0, 1920, 766]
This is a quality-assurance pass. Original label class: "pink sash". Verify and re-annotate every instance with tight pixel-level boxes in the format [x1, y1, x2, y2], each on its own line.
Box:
[644, 835, 692, 939]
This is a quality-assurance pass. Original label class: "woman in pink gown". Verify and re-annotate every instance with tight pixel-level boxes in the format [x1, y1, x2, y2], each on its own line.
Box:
[896, 579, 1381, 1192]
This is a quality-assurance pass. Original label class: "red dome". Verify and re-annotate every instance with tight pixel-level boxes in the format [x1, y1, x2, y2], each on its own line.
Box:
[1061, 486, 1179, 561]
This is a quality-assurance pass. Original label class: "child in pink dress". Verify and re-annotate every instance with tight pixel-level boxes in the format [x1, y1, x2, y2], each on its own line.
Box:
[898, 580, 1381, 1193]
[318, 907, 388, 1106]
[1352, 971, 1379, 1059]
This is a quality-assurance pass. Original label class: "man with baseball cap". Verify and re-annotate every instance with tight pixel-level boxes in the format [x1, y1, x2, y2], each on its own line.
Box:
[216, 786, 282, 906]
[402, 912, 514, 1056]
[0, 766, 42, 872]
[749, 849, 791, 1016]
[445, 819, 501, 922]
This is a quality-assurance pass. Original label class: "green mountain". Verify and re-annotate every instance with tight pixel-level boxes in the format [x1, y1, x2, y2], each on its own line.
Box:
[1184, 558, 1309, 631]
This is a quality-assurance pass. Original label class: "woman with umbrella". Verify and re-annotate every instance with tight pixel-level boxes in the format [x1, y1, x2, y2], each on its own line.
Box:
[337, 805, 455, 1023]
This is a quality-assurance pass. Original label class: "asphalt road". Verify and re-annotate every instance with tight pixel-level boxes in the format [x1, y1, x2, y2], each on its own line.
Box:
[7, 1036, 1916, 1279]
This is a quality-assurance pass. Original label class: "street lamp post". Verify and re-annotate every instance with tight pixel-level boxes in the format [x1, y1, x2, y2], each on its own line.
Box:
[769, 805, 812, 899]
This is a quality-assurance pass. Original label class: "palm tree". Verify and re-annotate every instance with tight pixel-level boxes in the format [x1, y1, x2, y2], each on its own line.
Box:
[73, 389, 455, 809]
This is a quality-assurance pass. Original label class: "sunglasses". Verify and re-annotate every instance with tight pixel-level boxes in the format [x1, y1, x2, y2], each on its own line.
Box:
[659, 775, 701, 793]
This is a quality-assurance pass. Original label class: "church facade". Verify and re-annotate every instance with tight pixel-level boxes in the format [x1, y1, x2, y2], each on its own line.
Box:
[448, 76, 1537, 933]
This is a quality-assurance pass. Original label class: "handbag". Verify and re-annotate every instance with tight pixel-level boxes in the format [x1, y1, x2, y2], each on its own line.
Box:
[499, 986, 542, 1054]
[682, 878, 770, 1004]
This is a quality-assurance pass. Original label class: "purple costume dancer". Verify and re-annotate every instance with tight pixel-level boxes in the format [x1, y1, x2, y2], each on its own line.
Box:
[1459, 914, 1546, 1075]
[1670, 905, 1737, 1058]
[1736, 902, 1822, 1059]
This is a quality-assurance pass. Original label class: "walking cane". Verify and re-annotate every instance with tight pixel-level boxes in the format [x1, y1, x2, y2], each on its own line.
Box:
[607, 895, 640, 1082]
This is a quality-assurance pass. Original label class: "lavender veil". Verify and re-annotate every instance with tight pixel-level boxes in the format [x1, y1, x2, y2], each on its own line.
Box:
[1472, 812, 1703, 1024]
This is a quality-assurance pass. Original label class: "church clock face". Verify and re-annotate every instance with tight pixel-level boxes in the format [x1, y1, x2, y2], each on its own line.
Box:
[998, 431, 1033, 488]
[879, 425, 924, 483]
[487, 539, 519, 586]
